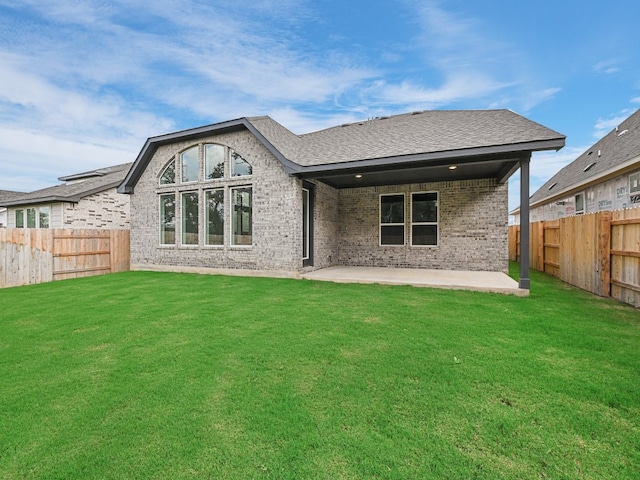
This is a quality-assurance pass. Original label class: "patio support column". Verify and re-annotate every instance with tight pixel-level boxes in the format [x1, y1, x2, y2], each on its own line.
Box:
[519, 154, 531, 290]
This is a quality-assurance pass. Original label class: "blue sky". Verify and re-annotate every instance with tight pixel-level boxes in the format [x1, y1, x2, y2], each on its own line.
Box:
[1, 0, 639, 211]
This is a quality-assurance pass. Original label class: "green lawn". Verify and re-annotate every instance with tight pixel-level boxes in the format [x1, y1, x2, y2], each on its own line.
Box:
[0, 265, 638, 479]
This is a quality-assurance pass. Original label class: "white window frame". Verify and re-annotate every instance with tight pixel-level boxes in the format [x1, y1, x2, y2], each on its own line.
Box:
[159, 159, 176, 185]
[180, 146, 200, 183]
[205, 188, 224, 247]
[15, 209, 24, 228]
[410, 191, 439, 247]
[379, 193, 406, 246]
[629, 171, 640, 194]
[230, 186, 253, 247]
[181, 191, 200, 247]
[159, 193, 176, 246]
[230, 149, 253, 178]
[204, 144, 225, 181]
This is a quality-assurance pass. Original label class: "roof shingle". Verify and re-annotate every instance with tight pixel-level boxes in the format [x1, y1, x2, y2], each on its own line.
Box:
[530, 109, 640, 205]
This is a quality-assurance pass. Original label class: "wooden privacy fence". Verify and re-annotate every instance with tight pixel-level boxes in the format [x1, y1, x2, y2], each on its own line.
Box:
[0, 228, 129, 289]
[509, 207, 640, 308]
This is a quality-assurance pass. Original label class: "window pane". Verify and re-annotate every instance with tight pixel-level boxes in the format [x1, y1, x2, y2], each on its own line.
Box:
[232, 187, 252, 245]
[205, 144, 225, 180]
[181, 146, 199, 182]
[575, 193, 584, 212]
[160, 160, 176, 185]
[412, 193, 437, 222]
[381, 225, 405, 245]
[412, 225, 438, 246]
[230, 149, 252, 177]
[182, 192, 199, 245]
[39, 206, 50, 228]
[160, 194, 175, 244]
[15, 210, 24, 228]
[380, 195, 404, 224]
[206, 189, 224, 245]
[27, 208, 36, 228]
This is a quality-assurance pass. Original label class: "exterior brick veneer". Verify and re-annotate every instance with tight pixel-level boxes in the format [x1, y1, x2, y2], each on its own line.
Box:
[130, 128, 508, 274]
[63, 188, 130, 229]
[337, 179, 508, 272]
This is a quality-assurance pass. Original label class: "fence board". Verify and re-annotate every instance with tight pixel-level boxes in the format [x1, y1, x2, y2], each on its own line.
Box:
[611, 209, 640, 307]
[509, 207, 640, 308]
[0, 228, 129, 288]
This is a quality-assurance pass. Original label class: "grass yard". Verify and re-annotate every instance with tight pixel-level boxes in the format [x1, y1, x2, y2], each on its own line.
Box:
[0, 264, 639, 479]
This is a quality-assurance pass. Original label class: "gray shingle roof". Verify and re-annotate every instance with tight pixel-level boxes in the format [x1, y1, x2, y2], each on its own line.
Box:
[1, 163, 133, 207]
[0, 190, 25, 203]
[530, 109, 640, 206]
[119, 109, 564, 193]
[249, 109, 564, 167]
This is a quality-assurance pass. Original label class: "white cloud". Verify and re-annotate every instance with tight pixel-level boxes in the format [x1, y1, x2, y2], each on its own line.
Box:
[593, 59, 621, 75]
[593, 111, 634, 138]
[631, 96, 640, 104]
[508, 146, 588, 212]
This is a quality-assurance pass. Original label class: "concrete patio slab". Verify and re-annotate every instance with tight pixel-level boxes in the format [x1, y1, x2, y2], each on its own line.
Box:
[302, 266, 528, 296]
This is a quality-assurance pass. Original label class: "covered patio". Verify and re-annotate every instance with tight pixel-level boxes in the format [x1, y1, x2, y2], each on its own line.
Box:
[302, 266, 527, 296]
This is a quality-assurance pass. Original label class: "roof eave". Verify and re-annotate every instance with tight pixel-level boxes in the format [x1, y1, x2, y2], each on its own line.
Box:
[293, 137, 565, 176]
[513, 153, 640, 214]
[1, 180, 124, 207]
[118, 118, 303, 194]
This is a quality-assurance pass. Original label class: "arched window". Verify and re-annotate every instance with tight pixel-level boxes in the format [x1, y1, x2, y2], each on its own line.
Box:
[230, 149, 252, 177]
[205, 144, 225, 179]
[181, 146, 199, 182]
[159, 159, 176, 185]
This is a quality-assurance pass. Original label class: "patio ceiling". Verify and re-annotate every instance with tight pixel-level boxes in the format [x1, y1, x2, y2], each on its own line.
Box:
[295, 151, 525, 189]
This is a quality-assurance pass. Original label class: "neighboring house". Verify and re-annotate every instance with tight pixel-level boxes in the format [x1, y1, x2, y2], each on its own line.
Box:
[0, 190, 25, 227]
[1, 163, 132, 229]
[118, 110, 564, 284]
[512, 108, 640, 224]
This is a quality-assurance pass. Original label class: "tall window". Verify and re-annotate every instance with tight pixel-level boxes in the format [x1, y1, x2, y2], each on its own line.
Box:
[181, 192, 199, 245]
[26, 208, 36, 228]
[575, 192, 585, 215]
[380, 194, 405, 245]
[157, 143, 253, 247]
[39, 206, 50, 229]
[205, 189, 224, 245]
[181, 146, 199, 182]
[205, 144, 225, 179]
[159, 194, 176, 244]
[231, 187, 252, 245]
[411, 192, 438, 246]
[15, 210, 24, 228]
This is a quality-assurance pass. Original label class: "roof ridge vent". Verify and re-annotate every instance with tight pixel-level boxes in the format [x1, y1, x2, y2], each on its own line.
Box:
[583, 162, 596, 172]
[548, 182, 557, 190]
[618, 129, 628, 137]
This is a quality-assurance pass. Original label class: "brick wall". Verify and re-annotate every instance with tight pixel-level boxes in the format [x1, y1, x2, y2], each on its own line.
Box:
[129, 130, 302, 272]
[129, 129, 509, 274]
[337, 179, 509, 272]
[63, 188, 130, 229]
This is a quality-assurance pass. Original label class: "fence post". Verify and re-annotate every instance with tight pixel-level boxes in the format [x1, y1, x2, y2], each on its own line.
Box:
[599, 211, 612, 297]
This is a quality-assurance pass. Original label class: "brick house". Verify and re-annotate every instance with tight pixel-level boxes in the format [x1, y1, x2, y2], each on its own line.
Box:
[118, 110, 564, 288]
[1, 163, 131, 229]
[512, 108, 640, 223]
